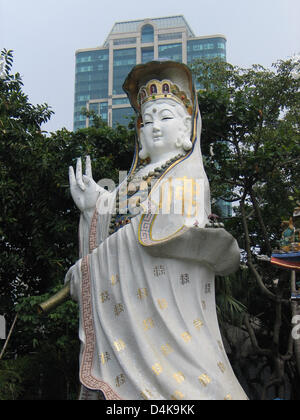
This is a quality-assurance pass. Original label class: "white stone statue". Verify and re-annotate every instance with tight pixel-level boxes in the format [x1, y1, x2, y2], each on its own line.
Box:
[66, 61, 248, 400]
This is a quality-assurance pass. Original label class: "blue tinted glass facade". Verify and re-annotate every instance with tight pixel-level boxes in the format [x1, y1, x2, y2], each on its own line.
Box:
[112, 98, 130, 105]
[74, 49, 109, 131]
[74, 18, 227, 131]
[187, 37, 226, 64]
[141, 47, 154, 63]
[217, 198, 233, 218]
[112, 108, 134, 127]
[158, 32, 182, 41]
[141, 25, 154, 43]
[113, 48, 136, 95]
[89, 102, 108, 123]
[158, 43, 182, 62]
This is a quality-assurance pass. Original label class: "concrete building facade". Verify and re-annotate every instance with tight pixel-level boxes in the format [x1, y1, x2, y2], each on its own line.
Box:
[74, 15, 226, 130]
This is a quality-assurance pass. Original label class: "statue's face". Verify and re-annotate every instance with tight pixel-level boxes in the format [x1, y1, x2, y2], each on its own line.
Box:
[140, 99, 191, 162]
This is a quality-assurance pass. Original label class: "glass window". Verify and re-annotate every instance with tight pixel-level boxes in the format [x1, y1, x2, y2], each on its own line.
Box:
[113, 48, 136, 95]
[88, 102, 108, 123]
[141, 24, 154, 43]
[114, 37, 136, 46]
[112, 98, 130, 105]
[74, 50, 109, 130]
[141, 47, 154, 64]
[74, 120, 86, 131]
[217, 199, 232, 218]
[158, 32, 182, 41]
[187, 38, 226, 64]
[158, 43, 182, 62]
[112, 107, 135, 127]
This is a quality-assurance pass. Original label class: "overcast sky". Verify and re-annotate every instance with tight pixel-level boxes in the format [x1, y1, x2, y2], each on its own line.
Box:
[1, 0, 299, 132]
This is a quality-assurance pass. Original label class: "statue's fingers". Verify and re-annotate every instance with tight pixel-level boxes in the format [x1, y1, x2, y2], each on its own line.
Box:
[82, 175, 91, 186]
[76, 158, 85, 191]
[85, 155, 93, 178]
[69, 166, 76, 187]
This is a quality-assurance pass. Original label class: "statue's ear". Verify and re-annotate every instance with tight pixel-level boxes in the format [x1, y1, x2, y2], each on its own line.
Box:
[184, 116, 192, 137]
[138, 128, 149, 160]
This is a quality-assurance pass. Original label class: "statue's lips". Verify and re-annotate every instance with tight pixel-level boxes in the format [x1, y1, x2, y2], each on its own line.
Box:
[153, 136, 162, 142]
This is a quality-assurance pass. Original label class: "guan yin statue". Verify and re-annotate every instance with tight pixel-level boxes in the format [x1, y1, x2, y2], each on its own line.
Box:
[64, 61, 248, 400]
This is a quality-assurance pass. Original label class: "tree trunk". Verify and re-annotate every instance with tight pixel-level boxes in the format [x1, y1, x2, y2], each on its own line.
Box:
[249, 188, 272, 256]
[0, 314, 18, 360]
[291, 271, 300, 377]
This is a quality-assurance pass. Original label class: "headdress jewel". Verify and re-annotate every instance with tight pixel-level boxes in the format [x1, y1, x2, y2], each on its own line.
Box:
[137, 79, 193, 115]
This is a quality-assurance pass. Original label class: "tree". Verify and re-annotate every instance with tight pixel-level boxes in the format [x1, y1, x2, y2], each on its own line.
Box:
[192, 57, 300, 399]
[0, 50, 135, 399]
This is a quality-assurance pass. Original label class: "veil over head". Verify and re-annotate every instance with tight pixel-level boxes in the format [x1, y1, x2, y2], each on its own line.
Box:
[123, 61, 211, 243]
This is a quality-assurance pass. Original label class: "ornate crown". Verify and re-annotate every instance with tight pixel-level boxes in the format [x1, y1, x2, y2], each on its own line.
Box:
[137, 79, 193, 115]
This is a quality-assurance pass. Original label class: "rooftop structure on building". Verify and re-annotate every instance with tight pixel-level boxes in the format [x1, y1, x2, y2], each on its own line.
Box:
[74, 15, 227, 130]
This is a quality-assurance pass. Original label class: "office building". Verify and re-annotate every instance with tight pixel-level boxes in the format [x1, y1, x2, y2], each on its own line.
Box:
[74, 15, 226, 130]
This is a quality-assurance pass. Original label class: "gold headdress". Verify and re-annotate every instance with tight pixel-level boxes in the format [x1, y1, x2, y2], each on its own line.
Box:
[123, 61, 195, 117]
[137, 79, 193, 115]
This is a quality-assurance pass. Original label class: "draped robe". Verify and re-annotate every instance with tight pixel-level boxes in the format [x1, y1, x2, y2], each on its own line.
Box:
[67, 63, 248, 399]
[67, 117, 248, 401]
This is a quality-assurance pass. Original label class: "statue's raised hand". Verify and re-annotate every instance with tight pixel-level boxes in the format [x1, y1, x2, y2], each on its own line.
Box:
[69, 156, 101, 212]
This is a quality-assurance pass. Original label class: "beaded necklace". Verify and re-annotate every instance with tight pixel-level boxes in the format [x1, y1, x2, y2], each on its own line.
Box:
[108, 152, 186, 235]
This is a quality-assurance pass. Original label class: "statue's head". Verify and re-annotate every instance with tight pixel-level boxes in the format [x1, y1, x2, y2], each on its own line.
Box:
[123, 61, 211, 227]
[139, 98, 192, 161]
[123, 61, 198, 165]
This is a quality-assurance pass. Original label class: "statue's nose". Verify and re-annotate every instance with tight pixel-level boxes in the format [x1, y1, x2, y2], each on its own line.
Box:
[153, 120, 160, 132]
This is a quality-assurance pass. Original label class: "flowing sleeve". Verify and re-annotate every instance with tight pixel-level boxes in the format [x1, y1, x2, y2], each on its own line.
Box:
[139, 223, 241, 277]
[78, 190, 113, 258]
[67, 189, 115, 300]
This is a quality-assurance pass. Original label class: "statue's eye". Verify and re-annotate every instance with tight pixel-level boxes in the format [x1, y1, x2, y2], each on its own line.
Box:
[144, 121, 153, 125]
[161, 111, 174, 120]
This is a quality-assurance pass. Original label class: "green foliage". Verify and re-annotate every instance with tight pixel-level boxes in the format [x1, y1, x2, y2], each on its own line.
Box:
[192, 58, 299, 248]
[1, 50, 299, 399]
[0, 50, 136, 310]
[0, 358, 24, 400]
[0, 49, 135, 399]
[216, 273, 248, 327]
[192, 57, 300, 399]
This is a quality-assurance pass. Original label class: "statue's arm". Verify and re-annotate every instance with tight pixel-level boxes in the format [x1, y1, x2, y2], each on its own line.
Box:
[64, 259, 82, 303]
[69, 156, 109, 257]
[143, 226, 241, 276]
[69, 156, 106, 213]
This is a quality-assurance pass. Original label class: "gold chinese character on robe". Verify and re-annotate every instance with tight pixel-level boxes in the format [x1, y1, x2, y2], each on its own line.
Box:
[143, 318, 155, 331]
[198, 373, 211, 387]
[152, 362, 163, 375]
[100, 352, 111, 365]
[157, 298, 168, 310]
[100, 291, 110, 303]
[114, 339, 126, 352]
[111, 274, 120, 286]
[114, 303, 125, 317]
[161, 343, 173, 356]
[193, 318, 204, 330]
[218, 362, 226, 373]
[115, 373, 126, 387]
[181, 331, 192, 343]
[171, 390, 185, 400]
[173, 371, 185, 383]
[137, 288, 148, 300]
